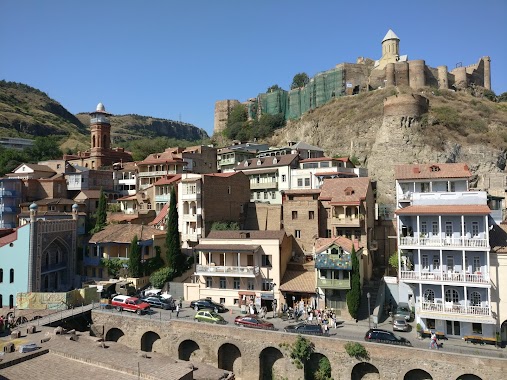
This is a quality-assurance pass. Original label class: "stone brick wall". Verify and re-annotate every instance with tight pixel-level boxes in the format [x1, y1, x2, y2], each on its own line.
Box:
[282, 196, 320, 255]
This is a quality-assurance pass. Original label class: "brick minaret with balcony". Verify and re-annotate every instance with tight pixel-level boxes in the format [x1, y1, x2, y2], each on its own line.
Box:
[89, 102, 111, 168]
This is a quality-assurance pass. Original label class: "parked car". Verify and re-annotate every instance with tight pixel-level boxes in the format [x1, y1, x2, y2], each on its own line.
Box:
[392, 317, 410, 332]
[364, 328, 412, 346]
[395, 302, 413, 321]
[190, 299, 226, 313]
[194, 310, 227, 324]
[111, 295, 151, 315]
[284, 323, 326, 336]
[141, 296, 175, 310]
[234, 315, 274, 330]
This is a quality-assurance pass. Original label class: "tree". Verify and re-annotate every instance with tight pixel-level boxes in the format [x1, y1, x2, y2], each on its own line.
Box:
[129, 235, 142, 277]
[166, 186, 185, 274]
[28, 136, 62, 161]
[90, 188, 107, 234]
[149, 267, 176, 289]
[346, 247, 361, 319]
[289, 335, 314, 370]
[100, 258, 124, 278]
[388, 251, 399, 273]
[267, 84, 281, 92]
[498, 92, 507, 102]
[314, 356, 333, 380]
[291, 72, 309, 89]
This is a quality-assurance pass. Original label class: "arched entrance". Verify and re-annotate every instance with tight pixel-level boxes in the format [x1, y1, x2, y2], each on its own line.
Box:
[351, 362, 380, 380]
[141, 331, 160, 352]
[259, 346, 284, 380]
[306, 353, 331, 380]
[179, 339, 200, 361]
[404, 369, 433, 380]
[456, 375, 482, 380]
[105, 328, 124, 342]
[218, 343, 241, 375]
[501, 320, 507, 346]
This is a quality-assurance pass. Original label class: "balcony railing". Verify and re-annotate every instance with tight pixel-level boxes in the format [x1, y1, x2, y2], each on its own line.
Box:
[419, 301, 490, 316]
[317, 278, 350, 289]
[400, 270, 489, 284]
[399, 236, 489, 248]
[138, 170, 178, 177]
[331, 216, 362, 226]
[182, 213, 199, 221]
[315, 253, 352, 270]
[250, 181, 278, 190]
[195, 264, 260, 277]
[83, 256, 101, 266]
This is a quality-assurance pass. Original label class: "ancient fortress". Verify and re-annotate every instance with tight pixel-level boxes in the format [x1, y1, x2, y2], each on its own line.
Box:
[214, 29, 491, 135]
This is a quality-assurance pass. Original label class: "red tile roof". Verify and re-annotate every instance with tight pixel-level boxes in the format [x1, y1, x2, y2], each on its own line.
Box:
[89, 224, 165, 244]
[314, 237, 361, 254]
[153, 174, 182, 186]
[318, 177, 370, 204]
[205, 230, 286, 243]
[204, 172, 237, 177]
[149, 203, 169, 226]
[299, 157, 349, 163]
[395, 163, 471, 180]
[234, 153, 299, 171]
[395, 205, 490, 215]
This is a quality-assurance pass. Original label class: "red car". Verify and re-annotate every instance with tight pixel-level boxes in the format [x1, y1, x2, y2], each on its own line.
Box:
[234, 315, 275, 330]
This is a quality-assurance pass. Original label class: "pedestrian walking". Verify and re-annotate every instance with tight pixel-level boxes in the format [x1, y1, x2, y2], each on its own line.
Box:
[430, 331, 438, 349]
[176, 304, 180, 318]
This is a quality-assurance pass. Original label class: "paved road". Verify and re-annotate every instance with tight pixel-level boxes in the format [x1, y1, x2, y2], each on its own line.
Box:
[95, 302, 507, 360]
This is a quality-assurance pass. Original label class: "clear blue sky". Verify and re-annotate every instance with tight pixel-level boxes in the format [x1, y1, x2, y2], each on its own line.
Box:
[1, 1, 506, 137]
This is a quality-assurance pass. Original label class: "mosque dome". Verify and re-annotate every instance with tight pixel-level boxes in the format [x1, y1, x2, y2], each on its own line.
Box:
[29, 202, 38, 211]
[96, 102, 106, 112]
[72, 203, 79, 211]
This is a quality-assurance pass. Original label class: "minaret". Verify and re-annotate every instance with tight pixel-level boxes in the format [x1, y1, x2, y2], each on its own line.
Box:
[89, 102, 111, 168]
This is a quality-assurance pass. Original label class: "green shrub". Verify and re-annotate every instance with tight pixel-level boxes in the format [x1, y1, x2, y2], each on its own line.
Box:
[344, 342, 369, 360]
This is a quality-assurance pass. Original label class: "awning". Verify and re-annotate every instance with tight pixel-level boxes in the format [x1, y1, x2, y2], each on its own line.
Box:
[278, 270, 316, 293]
[238, 291, 256, 296]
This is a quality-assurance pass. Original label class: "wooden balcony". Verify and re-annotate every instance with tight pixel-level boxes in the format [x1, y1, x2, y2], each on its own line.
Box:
[331, 216, 362, 227]
[195, 264, 260, 277]
[250, 181, 278, 190]
[400, 270, 489, 285]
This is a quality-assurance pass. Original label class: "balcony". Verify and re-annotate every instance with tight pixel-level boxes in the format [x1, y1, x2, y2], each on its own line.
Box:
[418, 301, 494, 323]
[83, 256, 101, 266]
[138, 170, 178, 177]
[399, 236, 489, 249]
[331, 216, 362, 227]
[315, 253, 352, 270]
[400, 270, 489, 285]
[182, 213, 199, 222]
[317, 277, 350, 289]
[250, 181, 278, 190]
[195, 264, 260, 277]
[181, 192, 201, 201]
[0, 205, 17, 213]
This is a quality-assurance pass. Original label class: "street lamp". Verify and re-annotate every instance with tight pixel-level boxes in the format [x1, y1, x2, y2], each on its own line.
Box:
[367, 292, 371, 329]
[271, 282, 277, 318]
[315, 287, 319, 309]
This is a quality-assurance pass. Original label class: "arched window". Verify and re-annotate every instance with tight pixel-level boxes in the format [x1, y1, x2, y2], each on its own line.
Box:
[445, 288, 459, 303]
[424, 289, 435, 302]
[9, 268, 14, 283]
[470, 291, 481, 306]
[0, 268, 3, 283]
[0, 294, 2, 306]
[92, 135, 96, 148]
[9, 294, 14, 309]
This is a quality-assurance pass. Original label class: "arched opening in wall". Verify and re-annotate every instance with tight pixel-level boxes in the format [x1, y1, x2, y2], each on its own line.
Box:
[218, 343, 241, 375]
[403, 369, 433, 380]
[105, 328, 125, 342]
[92, 135, 96, 148]
[179, 339, 200, 361]
[305, 353, 331, 380]
[456, 375, 482, 380]
[352, 85, 360, 95]
[351, 362, 380, 380]
[259, 346, 284, 380]
[501, 320, 507, 345]
[103, 134, 107, 149]
[141, 331, 160, 352]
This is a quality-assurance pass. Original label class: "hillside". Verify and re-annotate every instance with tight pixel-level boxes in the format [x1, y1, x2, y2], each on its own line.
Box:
[269, 86, 507, 203]
[0, 81, 209, 152]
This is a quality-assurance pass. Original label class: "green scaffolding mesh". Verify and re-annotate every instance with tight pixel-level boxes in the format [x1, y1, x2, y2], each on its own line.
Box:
[256, 67, 344, 121]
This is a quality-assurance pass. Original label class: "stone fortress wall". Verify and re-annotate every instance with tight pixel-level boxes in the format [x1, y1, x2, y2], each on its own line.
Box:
[213, 30, 491, 136]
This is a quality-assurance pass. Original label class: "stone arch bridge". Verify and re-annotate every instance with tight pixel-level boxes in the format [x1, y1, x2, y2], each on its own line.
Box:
[92, 311, 505, 380]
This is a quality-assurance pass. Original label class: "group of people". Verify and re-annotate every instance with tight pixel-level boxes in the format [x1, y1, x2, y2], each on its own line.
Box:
[306, 307, 339, 330]
[0, 314, 15, 333]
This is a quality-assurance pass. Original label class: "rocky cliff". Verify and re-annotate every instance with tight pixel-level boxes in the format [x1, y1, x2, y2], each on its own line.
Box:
[270, 86, 507, 204]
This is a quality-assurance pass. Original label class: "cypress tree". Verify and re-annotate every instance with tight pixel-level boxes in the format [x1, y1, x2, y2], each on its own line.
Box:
[91, 188, 107, 234]
[346, 246, 361, 319]
[129, 234, 142, 277]
[166, 186, 184, 274]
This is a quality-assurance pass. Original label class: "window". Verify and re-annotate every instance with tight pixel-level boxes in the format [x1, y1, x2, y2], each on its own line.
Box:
[426, 319, 436, 330]
[9, 295, 14, 309]
[0, 268, 2, 283]
[422, 255, 429, 270]
[292, 211, 298, 220]
[432, 222, 439, 236]
[304, 178, 310, 187]
[326, 229, 331, 238]
[233, 278, 240, 290]
[282, 175, 286, 182]
[445, 289, 459, 303]
[421, 222, 427, 236]
[261, 255, 272, 267]
[445, 222, 453, 237]
[262, 280, 272, 291]
[448, 181, 456, 192]
[247, 279, 254, 290]
[470, 291, 481, 306]
[354, 230, 361, 240]
[228, 186, 231, 195]
[295, 230, 301, 238]
[220, 298, 225, 304]
[309, 211, 314, 220]
[264, 192, 268, 199]
[256, 192, 260, 199]
[421, 182, 430, 192]
[424, 289, 435, 302]
[9, 268, 14, 283]
[219, 277, 226, 289]
[297, 179, 303, 187]
[472, 222, 479, 237]
[325, 208, 330, 219]
[446, 256, 454, 272]
[472, 323, 482, 334]
[433, 256, 440, 270]
[271, 192, 276, 199]
[473, 257, 480, 273]
[206, 277, 213, 288]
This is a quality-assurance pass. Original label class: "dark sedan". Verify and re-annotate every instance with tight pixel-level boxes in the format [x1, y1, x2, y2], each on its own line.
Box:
[364, 328, 412, 346]
[190, 299, 226, 313]
[140, 296, 175, 310]
[234, 315, 275, 330]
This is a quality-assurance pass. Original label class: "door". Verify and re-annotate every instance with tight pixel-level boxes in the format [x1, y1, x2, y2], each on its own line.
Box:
[446, 320, 461, 336]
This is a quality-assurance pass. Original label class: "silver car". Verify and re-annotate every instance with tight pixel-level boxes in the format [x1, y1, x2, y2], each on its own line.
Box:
[393, 317, 409, 332]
